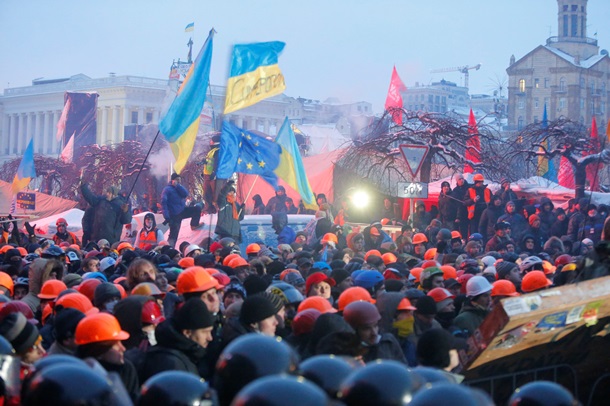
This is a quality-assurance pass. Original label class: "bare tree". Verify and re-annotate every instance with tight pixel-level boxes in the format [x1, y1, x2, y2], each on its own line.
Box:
[338, 109, 509, 195]
[514, 118, 610, 198]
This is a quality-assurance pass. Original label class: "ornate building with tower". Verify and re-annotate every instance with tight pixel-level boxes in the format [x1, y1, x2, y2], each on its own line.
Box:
[506, 0, 610, 130]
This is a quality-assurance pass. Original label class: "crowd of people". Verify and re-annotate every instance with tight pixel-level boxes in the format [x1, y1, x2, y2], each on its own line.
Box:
[0, 171, 603, 404]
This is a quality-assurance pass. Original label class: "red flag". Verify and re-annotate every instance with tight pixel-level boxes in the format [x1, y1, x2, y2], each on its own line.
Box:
[384, 66, 406, 125]
[464, 109, 481, 173]
[586, 116, 602, 191]
[60, 132, 75, 164]
[557, 156, 575, 189]
[56, 96, 71, 142]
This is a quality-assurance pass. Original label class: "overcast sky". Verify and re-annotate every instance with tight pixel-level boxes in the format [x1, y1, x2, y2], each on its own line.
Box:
[1, 0, 609, 113]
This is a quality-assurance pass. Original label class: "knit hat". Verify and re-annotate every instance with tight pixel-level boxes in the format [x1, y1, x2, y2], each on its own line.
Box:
[528, 214, 540, 226]
[173, 298, 214, 330]
[171, 173, 181, 180]
[62, 273, 83, 289]
[243, 275, 269, 296]
[384, 279, 404, 292]
[0, 312, 39, 354]
[225, 280, 247, 300]
[54, 308, 86, 341]
[417, 328, 456, 368]
[331, 268, 350, 285]
[443, 278, 461, 290]
[405, 288, 425, 301]
[415, 296, 437, 316]
[496, 261, 519, 280]
[93, 283, 121, 308]
[239, 294, 279, 325]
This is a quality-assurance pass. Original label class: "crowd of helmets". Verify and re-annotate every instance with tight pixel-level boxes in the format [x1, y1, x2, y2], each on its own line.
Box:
[0, 192, 599, 405]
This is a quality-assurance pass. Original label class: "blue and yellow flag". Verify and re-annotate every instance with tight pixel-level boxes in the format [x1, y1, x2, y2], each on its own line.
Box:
[12, 138, 36, 195]
[185, 22, 194, 32]
[159, 29, 214, 173]
[224, 41, 286, 114]
[275, 118, 317, 210]
[217, 121, 281, 188]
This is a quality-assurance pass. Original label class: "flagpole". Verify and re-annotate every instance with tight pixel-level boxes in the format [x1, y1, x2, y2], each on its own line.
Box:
[238, 175, 259, 217]
[126, 130, 161, 201]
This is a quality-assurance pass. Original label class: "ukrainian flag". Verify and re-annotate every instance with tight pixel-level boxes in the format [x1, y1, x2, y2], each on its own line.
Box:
[185, 22, 194, 32]
[11, 138, 36, 195]
[537, 105, 557, 181]
[217, 121, 281, 188]
[275, 118, 317, 210]
[224, 41, 286, 114]
[159, 29, 214, 174]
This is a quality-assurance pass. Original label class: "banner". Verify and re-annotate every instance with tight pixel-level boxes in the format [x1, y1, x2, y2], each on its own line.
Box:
[61, 92, 99, 161]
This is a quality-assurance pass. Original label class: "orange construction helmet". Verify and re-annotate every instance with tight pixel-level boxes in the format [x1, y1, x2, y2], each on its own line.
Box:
[321, 233, 338, 245]
[77, 279, 102, 302]
[38, 280, 68, 300]
[380, 218, 390, 226]
[410, 267, 424, 283]
[441, 265, 457, 280]
[427, 287, 455, 303]
[177, 266, 220, 295]
[297, 296, 337, 314]
[56, 218, 68, 226]
[16, 247, 27, 257]
[0, 272, 14, 296]
[381, 252, 397, 265]
[222, 253, 241, 267]
[337, 287, 375, 311]
[421, 260, 439, 270]
[412, 233, 428, 245]
[116, 242, 134, 253]
[55, 292, 99, 315]
[491, 280, 520, 297]
[74, 313, 130, 345]
[451, 231, 462, 240]
[473, 173, 484, 182]
[114, 283, 127, 299]
[397, 298, 416, 311]
[364, 250, 382, 262]
[246, 243, 261, 255]
[228, 257, 249, 268]
[424, 248, 437, 261]
[178, 257, 195, 269]
[521, 271, 552, 293]
[41, 303, 53, 326]
[542, 260, 557, 275]
[131, 282, 166, 298]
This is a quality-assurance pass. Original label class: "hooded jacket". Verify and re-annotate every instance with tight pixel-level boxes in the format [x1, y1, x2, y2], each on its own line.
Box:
[139, 317, 206, 382]
[215, 185, 244, 242]
[272, 212, 296, 245]
[265, 187, 288, 214]
[376, 292, 416, 366]
[478, 200, 505, 241]
[21, 258, 63, 313]
[134, 213, 164, 250]
[498, 205, 527, 243]
[538, 197, 556, 236]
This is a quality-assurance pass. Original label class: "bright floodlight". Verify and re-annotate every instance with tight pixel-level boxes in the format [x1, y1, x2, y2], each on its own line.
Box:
[351, 190, 370, 208]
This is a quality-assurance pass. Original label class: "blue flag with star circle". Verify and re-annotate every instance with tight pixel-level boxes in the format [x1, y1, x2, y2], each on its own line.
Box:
[217, 121, 281, 188]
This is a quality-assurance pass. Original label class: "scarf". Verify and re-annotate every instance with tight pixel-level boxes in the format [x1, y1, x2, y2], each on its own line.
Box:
[227, 194, 239, 220]
[393, 316, 415, 338]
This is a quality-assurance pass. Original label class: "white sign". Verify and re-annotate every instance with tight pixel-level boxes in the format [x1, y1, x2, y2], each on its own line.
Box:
[399, 144, 429, 178]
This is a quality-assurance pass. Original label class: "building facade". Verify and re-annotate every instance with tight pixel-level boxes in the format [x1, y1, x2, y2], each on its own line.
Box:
[506, 0, 610, 130]
[403, 80, 470, 114]
[0, 73, 373, 161]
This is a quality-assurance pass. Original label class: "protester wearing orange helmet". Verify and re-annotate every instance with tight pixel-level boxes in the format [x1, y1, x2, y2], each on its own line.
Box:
[464, 173, 491, 235]
[75, 312, 137, 399]
[52, 217, 81, 247]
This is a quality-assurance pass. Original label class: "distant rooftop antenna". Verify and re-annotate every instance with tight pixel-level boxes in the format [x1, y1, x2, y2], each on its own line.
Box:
[109, 72, 116, 77]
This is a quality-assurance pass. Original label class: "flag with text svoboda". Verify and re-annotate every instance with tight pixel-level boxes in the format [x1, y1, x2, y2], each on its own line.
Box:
[275, 118, 317, 210]
[217, 121, 281, 188]
[12, 138, 36, 195]
[223, 41, 286, 114]
[159, 29, 214, 174]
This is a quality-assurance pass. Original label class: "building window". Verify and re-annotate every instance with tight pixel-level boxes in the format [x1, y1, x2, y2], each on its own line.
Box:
[590, 81, 595, 93]
[544, 97, 550, 108]
[534, 78, 540, 89]
[602, 82, 607, 94]
[563, 5, 568, 11]
[519, 79, 526, 93]
[559, 78, 566, 92]
[518, 100, 525, 109]
[563, 15, 569, 36]
[559, 98, 566, 110]
[534, 98, 539, 109]
[146, 112, 153, 123]
[544, 78, 550, 88]
[571, 5, 577, 12]
[518, 116, 524, 130]
[591, 101, 595, 113]
[571, 14, 578, 36]
[131, 111, 138, 124]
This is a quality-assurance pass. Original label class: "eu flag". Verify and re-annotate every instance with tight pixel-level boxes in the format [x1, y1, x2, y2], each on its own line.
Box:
[217, 121, 281, 188]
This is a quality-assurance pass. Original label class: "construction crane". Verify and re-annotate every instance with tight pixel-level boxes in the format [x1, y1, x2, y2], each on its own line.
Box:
[430, 64, 482, 89]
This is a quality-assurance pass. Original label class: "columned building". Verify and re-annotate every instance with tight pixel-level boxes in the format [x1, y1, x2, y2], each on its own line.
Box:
[0, 74, 373, 161]
[507, 0, 610, 130]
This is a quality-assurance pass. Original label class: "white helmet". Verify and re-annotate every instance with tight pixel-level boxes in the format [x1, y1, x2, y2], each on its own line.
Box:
[184, 244, 203, 257]
[466, 275, 493, 297]
[519, 256, 543, 274]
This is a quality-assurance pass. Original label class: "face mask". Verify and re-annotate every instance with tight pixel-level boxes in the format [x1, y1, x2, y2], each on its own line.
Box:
[361, 334, 381, 347]
[146, 329, 157, 346]
[435, 312, 456, 328]
[393, 317, 415, 338]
